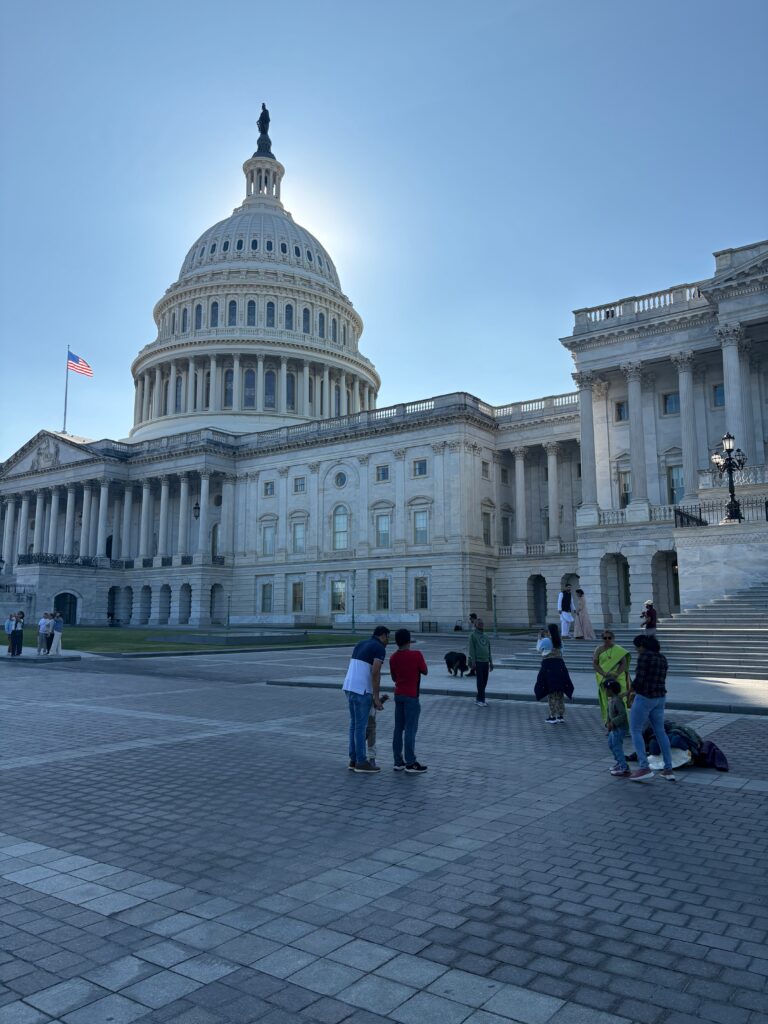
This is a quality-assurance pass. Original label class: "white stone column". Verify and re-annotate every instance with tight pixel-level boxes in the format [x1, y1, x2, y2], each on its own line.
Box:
[545, 442, 560, 547]
[209, 355, 219, 411]
[352, 378, 360, 413]
[138, 479, 152, 559]
[157, 476, 170, 557]
[195, 363, 204, 410]
[256, 355, 264, 413]
[2, 498, 16, 567]
[750, 356, 765, 465]
[47, 488, 60, 554]
[572, 371, 599, 522]
[110, 490, 121, 558]
[221, 475, 235, 556]
[133, 379, 141, 426]
[187, 358, 195, 412]
[89, 493, 99, 557]
[322, 366, 330, 418]
[78, 484, 92, 557]
[169, 362, 177, 415]
[340, 374, 349, 416]
[121, 485, 134, 558]
[278, 357, 287, 414]
[513, 447, 527, 545]
[152, 366, 162, 418]
[621, 362, 649, 512]
[303, 360, 311, 415]
[96, 479, 110, 557]
[717, 324, 748, 456]
[141, 373, 150, 421]
[197, 472, 211, 556]
[671, 352, 699, 502]
[232, 354, 241, 411]
[63, 486, 76, 556]
[32, 491, 45, 554]
[177, 473, 189, 556]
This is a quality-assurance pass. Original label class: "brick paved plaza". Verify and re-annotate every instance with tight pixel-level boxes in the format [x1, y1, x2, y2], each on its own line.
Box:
[1, 647, 767, 1024]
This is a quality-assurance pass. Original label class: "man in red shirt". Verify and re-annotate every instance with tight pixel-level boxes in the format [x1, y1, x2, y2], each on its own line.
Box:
[389, 628, 429, 773]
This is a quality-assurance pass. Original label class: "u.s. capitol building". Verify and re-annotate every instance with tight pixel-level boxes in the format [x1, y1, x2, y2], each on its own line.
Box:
[2, 113, 767, 628]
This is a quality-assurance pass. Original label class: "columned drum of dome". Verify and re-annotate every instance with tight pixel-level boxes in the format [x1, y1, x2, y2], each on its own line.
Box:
[129, 114, 379, 441]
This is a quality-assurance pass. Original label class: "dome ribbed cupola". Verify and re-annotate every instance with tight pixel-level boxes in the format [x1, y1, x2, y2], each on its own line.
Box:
[129, 106, 379, 441]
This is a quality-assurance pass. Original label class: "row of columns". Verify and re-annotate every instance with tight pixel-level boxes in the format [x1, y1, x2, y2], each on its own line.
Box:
[510, 441, 572, 546]
[133, 355, 376, 426]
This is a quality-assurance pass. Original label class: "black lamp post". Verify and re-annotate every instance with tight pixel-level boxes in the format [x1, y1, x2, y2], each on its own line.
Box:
[711, 432, 747, 522]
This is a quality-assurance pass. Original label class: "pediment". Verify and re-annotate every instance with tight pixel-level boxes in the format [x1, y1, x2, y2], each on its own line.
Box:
[708, 252, 768, 291]
[1, 431, 96, 480]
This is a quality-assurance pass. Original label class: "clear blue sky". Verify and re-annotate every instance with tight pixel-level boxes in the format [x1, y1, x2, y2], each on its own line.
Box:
[2, 0, 766, 459]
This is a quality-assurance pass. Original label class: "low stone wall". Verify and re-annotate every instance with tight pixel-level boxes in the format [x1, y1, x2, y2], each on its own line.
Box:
[675, 521, 768, 608]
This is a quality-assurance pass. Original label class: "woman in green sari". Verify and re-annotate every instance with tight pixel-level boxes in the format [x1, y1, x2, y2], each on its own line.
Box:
[592, 629, 631, 724]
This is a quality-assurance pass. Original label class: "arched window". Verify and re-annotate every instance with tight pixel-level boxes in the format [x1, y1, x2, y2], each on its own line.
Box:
[236, 238, 243, 251]
[210, 301, 219, 328]
[171, 311, 176, 334]
[210, 242, 217, 255]
[194, 304, 202, 330]
[264, 370, 276, 409]
[302, 307, 310, 334]
[266, 301, 275, 328]
[333, 507, 349, 550]
[317, 255, 323, 268]
[334, 385, 341, 417]
[222, 240, 229, 252]
[244, 369, 256, 408]
[285, 304, 294, 331]
[308, 377, 314, 403]
[343, 323, 347, 346]
[174, 375, 183, 413]
[193, 371, 198, 410]
[331, 317, 338, 342]
[223, 368, 234, 408]
[294, 245, 300, 258]
[286, 372, 296, 411]
[280, 242, 287, 254]
[251, 238, 258, 251]
[198, 246, 205, 259]
[204, 371, 211, 409]
[247, 300, 256, 326]
[266, 240, 273, 252]
[306, 249, 313, 262]
[181, 308, 188, 333]
[318, 313, 325, 338]
[228, 300, 237, 326]
[162, 379, 169, 415]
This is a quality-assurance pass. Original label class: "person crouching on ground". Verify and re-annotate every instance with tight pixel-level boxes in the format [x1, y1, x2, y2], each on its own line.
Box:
[390, 628, 429, 773]
[628, 634, 676, 783]
[342, 626, 389, 774]
[605, 678, 630, 776]
[534, 623, 574, 723]
[468, 619, 493, 706]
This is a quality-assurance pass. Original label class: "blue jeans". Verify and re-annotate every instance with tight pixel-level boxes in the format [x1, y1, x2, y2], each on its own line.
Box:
[393, 695, 420, 766]
[347, 691, 372, 765]
[607, 726, 628, 770]
[629, 694, 673, 770]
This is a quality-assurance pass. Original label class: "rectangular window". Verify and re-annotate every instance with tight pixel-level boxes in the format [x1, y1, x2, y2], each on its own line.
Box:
[376, 578, 389, 611]
[618, 470, 632, 508]
[486, 577, 494, 611]
[482, 511, 492, 546]
[413, 509, 429, 545]
[260, 582, 273, 613]
[414, 577, 428, 610]
[667, 465, 684, 505]
[501, 516, 511, 546]
[375, 513, 391, 548]
[262, 523, 275, 556]
[293, 476, 306, 494]
[263, 480, 275, 497]
[331, 580, 346, 612]
[662, 391, 680, 415]
[500, 467, 509, 485]
[291, 581, 303, 613]
[481, 461, 490, 480]
[375, 465, 390, 483]
[712, 383, 725, 407]
[413, 458, 427, 478]
[291, 521, 305, 554]
[615, 400, 629, 422]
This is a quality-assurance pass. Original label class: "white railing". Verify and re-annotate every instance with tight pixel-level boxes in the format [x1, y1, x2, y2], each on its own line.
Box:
[598, 509, 627, 525]
[699, 464, 768, 489]
[526, 543, 546, 556]
[573, 281, 709, 333]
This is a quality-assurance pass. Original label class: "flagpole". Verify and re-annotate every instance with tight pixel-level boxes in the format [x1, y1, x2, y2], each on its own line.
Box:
[62, 349, 70, 434]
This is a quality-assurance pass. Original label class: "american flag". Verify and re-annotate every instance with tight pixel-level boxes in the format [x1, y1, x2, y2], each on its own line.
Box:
[67, 350, 94, 377]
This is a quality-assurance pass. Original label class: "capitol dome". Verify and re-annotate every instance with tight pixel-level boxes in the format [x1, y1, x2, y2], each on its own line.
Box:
[129, 109, 379, 441]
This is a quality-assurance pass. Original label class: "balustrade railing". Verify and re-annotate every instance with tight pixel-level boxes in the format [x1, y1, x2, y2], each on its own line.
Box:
[699, 464, 768, 489]
[17, 554, 98, 568]
[573, 281, 708, 332]
[598, 509, 627, 525]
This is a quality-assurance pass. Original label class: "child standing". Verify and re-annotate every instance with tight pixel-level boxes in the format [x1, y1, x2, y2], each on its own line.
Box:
[390, 628, 429, 773]
[605, 678, 630, 777]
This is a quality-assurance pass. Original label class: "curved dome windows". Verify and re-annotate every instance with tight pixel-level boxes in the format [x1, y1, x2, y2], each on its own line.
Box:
[223, 369, 234, 409]
[334, 385, 341, 417]
[264, 370, 276, 409]
[222, 240, 230, 252]
[194, 304, 202, 331]
[266, 302, 276, 328]
[317, 255, 323, 268]
[174, 375, 183, 413]
[181, 308, 188, 333]
[266, 240, 273, 252]
[236, 239, 243, 251]
[244, 369, 256, 408]
[280, 242, 288, 254]
[210, 243, 217, 255]
[294, 245, 300, 258]
[247, 300, 256, 327]
[306, 250, 313, 262]
[331, 318, 338, 343]
[198, 247, 205, 259]
[228, 300, 237, 327]
[204, 371, 211, 408]
[343, 324, 347, 346]
[302, 308, 310, 334]
[251, 238, 258, 251]
[285, 304, 294, 331]
[171, 312, 176, 334]
[286, 373, 296, 411]
[210, 302, 219, 328]
[318, 313, 326, 339]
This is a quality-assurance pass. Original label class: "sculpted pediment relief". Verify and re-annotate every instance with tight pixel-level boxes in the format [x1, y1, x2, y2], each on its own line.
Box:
[1, 431, 95, 480]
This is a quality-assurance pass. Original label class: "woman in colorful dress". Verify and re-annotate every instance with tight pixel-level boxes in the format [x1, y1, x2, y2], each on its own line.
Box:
[573, 588, 596, 641]
[592, 629, 630, 724]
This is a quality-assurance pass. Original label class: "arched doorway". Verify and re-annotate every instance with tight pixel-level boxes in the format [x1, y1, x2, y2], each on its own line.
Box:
[138, 585, 152, 625]
[107, 586, 119, 623]
[600, 554, 631, 625]
[120, 586, 133, 624]
[210, 584, 225, 625]
[158, 584, 171, 625]
[178, 584, 192, 625]
[652, 551, 680, 617]
[527, 575, 547, 626]
[54, 592, 78, 625]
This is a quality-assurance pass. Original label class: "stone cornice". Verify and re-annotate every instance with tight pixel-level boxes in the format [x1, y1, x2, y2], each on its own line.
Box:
[561, 309, 717, 352]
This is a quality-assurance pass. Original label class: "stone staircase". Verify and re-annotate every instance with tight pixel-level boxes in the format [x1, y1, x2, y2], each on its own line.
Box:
[499, 584, 768, 680]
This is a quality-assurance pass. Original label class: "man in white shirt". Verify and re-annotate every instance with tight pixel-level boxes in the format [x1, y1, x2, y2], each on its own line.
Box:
[558, 585, 574, 639]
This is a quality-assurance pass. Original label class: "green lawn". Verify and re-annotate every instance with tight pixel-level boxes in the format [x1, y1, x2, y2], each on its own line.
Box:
[19, 627, 361, 655]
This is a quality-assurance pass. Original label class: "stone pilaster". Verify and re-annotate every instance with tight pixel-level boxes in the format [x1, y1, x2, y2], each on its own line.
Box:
[671, 352, 699, 502]
[621, 362, 650, 518]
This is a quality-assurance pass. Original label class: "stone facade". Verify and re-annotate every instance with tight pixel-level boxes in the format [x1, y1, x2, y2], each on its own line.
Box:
[1, 128, 767, 627]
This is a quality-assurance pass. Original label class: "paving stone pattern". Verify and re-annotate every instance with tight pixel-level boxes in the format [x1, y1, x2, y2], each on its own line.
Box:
[0, 657, 767, 1024]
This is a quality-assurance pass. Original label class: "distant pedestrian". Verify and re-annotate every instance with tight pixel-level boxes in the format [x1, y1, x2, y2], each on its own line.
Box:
[468, 618, 493, 706]
[466, 612, 478, 676]
[534, 623, 573, 723]
[5, 612, 14, 655]
[640, 600, 657, 637]
[536, 628, 552, 656]
[45, 611, 55, 653]
[605, 678, 630, 776]
[628, 635, 676, 783]
[573, 588, 596, 641]
[49, 612, 64, 656]
[10, 611, 24, 656]
[558, 584, 575, 639]
[342, 626, 389, 774]
[390, 628, 428, 773]
[37, 613, 51, 655]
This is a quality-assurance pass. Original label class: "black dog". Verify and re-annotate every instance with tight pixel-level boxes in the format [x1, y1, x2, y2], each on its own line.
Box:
[444, 651, 468, 677]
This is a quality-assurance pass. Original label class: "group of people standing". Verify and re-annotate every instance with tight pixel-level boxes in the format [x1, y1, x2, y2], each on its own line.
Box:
[5, 610, 63, 656]
[557, 584, 595, 640]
